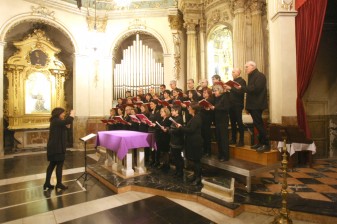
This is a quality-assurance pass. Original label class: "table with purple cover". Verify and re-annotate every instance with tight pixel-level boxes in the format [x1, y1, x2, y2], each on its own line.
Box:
[96, 130, 156, 177]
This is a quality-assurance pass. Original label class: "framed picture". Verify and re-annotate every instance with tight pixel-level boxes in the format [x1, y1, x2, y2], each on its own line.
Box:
[29, 49, 48, 66]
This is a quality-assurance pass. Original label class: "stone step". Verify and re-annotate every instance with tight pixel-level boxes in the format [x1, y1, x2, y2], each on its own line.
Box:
[201, 177, 235, 203]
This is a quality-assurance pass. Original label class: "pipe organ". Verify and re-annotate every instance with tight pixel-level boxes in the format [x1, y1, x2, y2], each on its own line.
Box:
[113, 34, 164, 99]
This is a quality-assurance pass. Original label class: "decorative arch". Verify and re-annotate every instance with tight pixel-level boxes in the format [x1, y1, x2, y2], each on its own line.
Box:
[110, 27, 169, 58]
[0, 13, 79, 53]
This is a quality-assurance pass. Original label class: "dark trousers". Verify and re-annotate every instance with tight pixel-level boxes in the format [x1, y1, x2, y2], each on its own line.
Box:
[201, 119, 212, 155]
[229, 106, 244, 142]
[45, 160, 64, 185]
[215, 114, 229, 160]
[248, 109, 268, 145]
[171, 147, 183, 174]
[191, 159, 201, 180]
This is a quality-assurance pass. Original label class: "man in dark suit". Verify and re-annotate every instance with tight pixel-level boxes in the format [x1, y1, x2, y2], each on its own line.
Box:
[239, 61, 269, 152]
[229, 68, 246, 147]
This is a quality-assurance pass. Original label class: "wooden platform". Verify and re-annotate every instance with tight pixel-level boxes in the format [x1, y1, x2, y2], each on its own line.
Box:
[229, 146, 280, 165]
[201, 156, 280, 192]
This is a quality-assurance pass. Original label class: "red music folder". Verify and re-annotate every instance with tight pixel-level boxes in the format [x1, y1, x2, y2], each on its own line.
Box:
[113, 116, 131, 125]
[129, 115, 141, 123]
[158, 100, 170, 107]
[198, 99, 213, 108]
[225, 80, 241, 88]
[101, 119, 115, 124]
[136, 114, 154, 126]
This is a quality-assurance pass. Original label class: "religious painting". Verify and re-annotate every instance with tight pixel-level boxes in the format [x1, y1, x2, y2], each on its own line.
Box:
[25, 72, 51, 114]
[29, 49, 48, 66]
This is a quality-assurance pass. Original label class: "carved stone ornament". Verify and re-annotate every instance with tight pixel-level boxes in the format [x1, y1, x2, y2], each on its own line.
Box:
[129, 19, 147, 30]
[250, 0, 264, 14]
[31, 5, 55, 19]
[168, 15, 183, 30]
[86, 15, 108, 32]
[233, 0, 246, 11]
[281, 0, 293, 11]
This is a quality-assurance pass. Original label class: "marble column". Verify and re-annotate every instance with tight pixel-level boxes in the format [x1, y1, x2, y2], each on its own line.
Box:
[185, 22, 198, 83]
[199, 19, 206, 81]
[233, 0, 246, 80]
[0, 41, 5, 157]
[250, 0, 265, 73]
[268, 0, 297, 123]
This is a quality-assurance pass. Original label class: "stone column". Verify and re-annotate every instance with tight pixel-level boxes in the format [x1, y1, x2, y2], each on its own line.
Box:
[185, 22, 198, 83]
[0, 41, 5, 157]
[199, 19, 206, 81]
[250, 0, 265, 73]
[268, 0, 297, 123]
[233, 0, 246, 80]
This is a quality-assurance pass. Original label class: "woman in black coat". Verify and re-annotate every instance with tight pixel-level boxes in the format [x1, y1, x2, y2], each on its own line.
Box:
[177, 102, 203, 186]
[44, 108, 75, 190]
[210, 84, 231, 161]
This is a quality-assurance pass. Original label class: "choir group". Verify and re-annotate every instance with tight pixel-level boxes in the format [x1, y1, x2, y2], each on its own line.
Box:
[103, 61, 269, 186]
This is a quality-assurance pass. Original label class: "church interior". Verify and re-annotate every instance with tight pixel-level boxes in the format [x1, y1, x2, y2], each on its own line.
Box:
[1, 0, 337, 223]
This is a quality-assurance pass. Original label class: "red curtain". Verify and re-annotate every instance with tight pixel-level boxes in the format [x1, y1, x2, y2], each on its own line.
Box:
[296, 0, 307, 10]
[296, 0, 327, 138]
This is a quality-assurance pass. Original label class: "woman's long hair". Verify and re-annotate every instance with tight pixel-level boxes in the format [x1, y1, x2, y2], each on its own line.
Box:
[50, 107, 65, 122]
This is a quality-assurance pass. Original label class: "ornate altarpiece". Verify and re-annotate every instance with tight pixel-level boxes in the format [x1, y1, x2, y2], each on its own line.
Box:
[4, 29, 67, 148]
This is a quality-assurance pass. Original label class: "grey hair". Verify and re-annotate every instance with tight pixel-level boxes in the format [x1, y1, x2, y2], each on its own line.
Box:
[246, 61, 257, 69]
[212, 85, 224, 94]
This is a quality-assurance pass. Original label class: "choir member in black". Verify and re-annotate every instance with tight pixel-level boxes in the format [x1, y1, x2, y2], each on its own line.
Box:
[107, 108, 116, 131]
[139, 104, 151, 164]
[123, 106, 132, 130]
[229, 68, 246, 147]
[176, 102, 203, 186]
[115, 108, 125, 130]
[154, 107, 171, 172]
[200, 88, 214, 157]
[138, 104, 150, 133]
[144, 93, 153, 103]
[183, 90, 199, 123]
[44, 108, 75, 190]
[129, 108, 140, 131]
[159, 84, 166, 100]
[168, 105, 184, 178]
[210, 84, 231, 161]
[162, 90, 173, 109]
[116, 98, 124, 109]
[148, 99, 161, 167]
[171, 88, 183, 102]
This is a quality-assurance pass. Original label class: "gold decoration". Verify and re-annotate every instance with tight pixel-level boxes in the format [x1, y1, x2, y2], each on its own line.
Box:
[271, 139, 293, 224]
[4, 29, 67, 130]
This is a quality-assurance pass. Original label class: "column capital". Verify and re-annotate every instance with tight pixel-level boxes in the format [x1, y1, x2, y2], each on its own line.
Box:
[184, 22, 197, 33]
[233, 0, 246, 12]
[168, 14, 184, 30]
[250, 0, 265, 15]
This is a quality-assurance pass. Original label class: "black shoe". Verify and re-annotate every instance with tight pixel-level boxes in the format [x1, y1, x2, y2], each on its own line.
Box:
[251, 143, 262, 149]
[203, 153, 211, 158]
[191, 178, 202, 186]
[256, 145, 271, 153]
[236, 142, 244, 147]
[43, 183, 54, 190]
[56, 183, 68, 190]
[229, 140, 236, 145]
[152, 162, 160, 168]
[187, 175, 196, 183]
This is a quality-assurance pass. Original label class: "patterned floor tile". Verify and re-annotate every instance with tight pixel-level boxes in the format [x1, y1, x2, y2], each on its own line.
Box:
[316, 178, 337, 185]
[296, 178, 323, 184]
[296, 192, 332, 202]
[306, 184, 337, 193]
[287, 172, 312, 178]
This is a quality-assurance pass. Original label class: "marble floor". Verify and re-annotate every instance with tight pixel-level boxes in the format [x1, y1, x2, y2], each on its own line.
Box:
[0, 149, 325, 223]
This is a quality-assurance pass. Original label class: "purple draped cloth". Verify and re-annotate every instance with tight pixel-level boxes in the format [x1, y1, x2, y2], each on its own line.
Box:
[96, 130, 156, 160]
